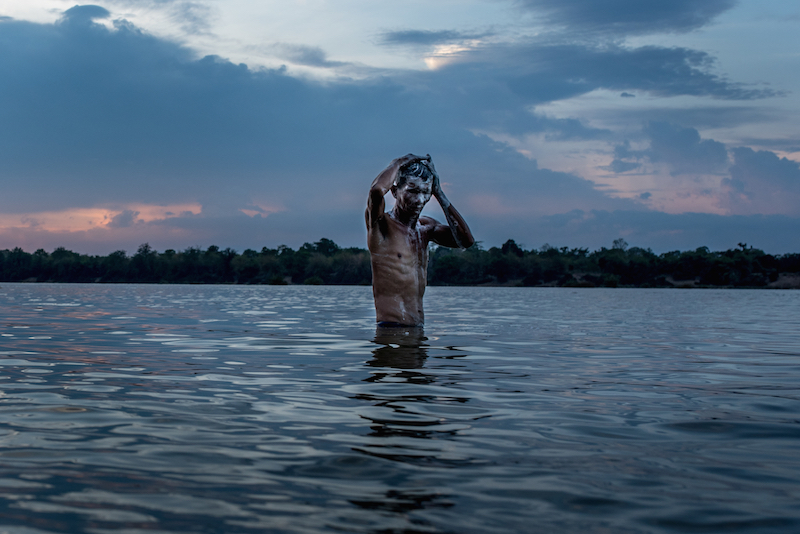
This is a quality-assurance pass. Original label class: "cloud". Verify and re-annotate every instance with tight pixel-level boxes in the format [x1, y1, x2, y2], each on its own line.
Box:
[608, 122, 728, 176]
[60, 5, 112, 25]
[722, 147, 800, 215]
[104, 0, 214, 35]
[107, 209, 141, 228]
[602, 125, 800, 218]
[643, 121, 729, 175]
[598, 105, 778, 130]
[395, 41, 777, 145]
[517, 0, 737, 36]
[608, 158, 641, 174]
[735, 137, 800, 153]
[0, 10, 633, 248]
[271, 43, 348, 68]
[379, 29, 483, 47]
[167, 1, 213, 34]
[496, 43, 777, 103]
[0, 11, 636, 213]
[381, 38, 776, 145]
[0, 5, 794, 255]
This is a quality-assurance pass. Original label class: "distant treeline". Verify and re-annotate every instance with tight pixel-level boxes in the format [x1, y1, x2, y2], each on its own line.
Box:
[1, 238, 799, 288]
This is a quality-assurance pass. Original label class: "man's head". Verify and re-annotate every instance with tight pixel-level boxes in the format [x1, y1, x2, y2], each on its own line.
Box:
[392, 161, 434, 215]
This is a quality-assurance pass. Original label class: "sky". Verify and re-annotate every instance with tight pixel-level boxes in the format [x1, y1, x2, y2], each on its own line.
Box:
[0, 0, 799, 254]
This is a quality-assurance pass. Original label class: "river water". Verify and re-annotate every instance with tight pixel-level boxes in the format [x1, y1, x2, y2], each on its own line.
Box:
[0, 284, 798, 533]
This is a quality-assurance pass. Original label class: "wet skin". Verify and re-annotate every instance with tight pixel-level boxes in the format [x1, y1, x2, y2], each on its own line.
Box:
[366, 154, 474, 326]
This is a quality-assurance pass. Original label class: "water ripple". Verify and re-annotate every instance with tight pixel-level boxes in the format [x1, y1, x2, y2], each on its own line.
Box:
[0, 284, 798, 533]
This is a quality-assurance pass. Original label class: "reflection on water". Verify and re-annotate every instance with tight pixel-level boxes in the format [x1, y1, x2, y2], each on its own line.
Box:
[0, 284, 798, 533]
[370, 326, 428, 370]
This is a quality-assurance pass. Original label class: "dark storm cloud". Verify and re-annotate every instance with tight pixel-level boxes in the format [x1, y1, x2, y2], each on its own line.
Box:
[379, 29, 483, 46]
[517, 0, 737, 35]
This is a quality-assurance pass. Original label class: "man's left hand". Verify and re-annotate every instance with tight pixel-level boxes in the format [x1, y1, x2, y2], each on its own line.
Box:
[426, 156, 444, 197]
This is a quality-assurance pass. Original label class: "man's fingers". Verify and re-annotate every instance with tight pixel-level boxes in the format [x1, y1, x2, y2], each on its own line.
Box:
[397, 153, 431, 166]
[400, 153, 422, 163]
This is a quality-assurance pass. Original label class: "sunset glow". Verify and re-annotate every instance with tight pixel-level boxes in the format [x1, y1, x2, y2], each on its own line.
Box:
[0, 204, 203, 233]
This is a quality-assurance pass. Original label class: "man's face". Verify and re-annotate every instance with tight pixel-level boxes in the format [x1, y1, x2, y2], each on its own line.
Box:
[393, 176, 432, 215]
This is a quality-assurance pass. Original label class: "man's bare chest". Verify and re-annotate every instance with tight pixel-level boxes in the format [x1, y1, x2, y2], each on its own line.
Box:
[372, 215, 427, 264]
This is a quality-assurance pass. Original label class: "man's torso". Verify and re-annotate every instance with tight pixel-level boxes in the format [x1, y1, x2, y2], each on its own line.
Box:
[367, 213, 432, 326]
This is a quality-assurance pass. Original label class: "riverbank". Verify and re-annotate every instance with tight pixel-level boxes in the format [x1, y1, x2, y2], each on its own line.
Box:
[2, 239, 798, 288]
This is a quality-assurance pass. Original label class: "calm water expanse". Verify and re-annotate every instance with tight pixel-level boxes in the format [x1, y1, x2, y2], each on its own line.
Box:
[0, 284, 798, 534]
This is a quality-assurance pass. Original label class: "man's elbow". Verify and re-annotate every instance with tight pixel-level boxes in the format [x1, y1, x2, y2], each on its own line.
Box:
[456, 229, 474, 248]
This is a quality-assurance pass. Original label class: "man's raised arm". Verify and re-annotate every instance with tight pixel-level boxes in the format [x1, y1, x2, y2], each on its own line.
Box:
[366, 153, 428, 226]
[428, 160, 475, 249]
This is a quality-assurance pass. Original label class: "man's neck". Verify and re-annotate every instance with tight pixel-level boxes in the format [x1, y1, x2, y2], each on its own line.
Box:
[392, 207, 421, 227]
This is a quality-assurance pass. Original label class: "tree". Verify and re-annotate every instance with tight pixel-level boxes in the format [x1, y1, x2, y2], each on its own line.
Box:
[501, 239, 524, 257]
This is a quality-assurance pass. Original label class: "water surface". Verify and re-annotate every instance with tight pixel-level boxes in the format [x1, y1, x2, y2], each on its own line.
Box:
[0, 284, 798, 533]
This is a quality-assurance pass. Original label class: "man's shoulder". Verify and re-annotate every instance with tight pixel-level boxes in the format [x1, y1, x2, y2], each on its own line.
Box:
[418, 215, 442, 233]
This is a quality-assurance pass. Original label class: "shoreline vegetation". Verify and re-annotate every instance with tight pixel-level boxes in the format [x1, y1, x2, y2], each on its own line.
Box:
[1, 238, 798, 289]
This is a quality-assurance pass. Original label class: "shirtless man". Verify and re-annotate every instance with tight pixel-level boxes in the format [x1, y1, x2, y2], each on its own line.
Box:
[366, 154, 474, 326]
